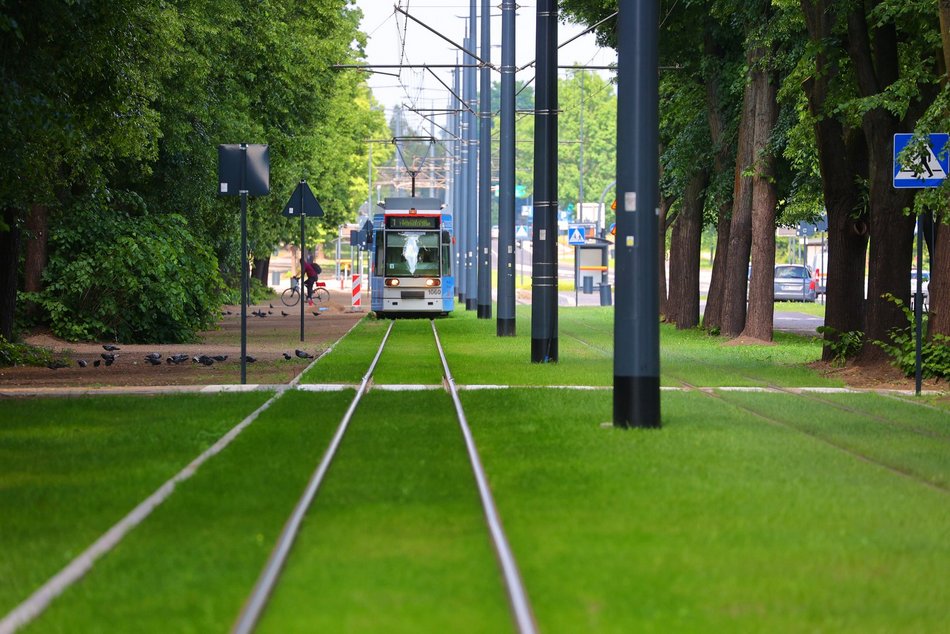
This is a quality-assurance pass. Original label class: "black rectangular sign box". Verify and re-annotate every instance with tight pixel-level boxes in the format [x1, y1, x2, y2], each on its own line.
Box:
[218, 144, 270, 196]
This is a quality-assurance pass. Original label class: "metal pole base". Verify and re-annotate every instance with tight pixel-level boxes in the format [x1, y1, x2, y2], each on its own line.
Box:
[613, 376, 661, 428]
[466, 298, 477, 311]
[497, 318, 516, 337]
[477, 304, 492, 319]
[531, 338, 558, 363]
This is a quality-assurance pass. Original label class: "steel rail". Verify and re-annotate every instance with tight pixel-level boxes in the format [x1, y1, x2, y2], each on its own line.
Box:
[232, 320, 396, 634]
[430, 320, 538, 634]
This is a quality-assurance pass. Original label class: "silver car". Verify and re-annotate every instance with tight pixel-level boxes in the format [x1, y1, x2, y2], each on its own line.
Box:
[774, 264, 816, 302]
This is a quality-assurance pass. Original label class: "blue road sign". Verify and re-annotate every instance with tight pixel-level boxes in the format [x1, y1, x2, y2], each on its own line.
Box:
[568, 225, 587, 245]
[894, 133, 949, 189]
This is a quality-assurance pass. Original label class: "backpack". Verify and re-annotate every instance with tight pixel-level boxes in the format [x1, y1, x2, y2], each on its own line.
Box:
[315, 263, 322, 275]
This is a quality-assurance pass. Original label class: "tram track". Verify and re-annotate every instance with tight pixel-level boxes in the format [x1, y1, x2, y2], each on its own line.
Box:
[234, 319, 537, 634]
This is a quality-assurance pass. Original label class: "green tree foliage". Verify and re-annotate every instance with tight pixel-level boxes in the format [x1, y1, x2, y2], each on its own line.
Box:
[26, 191, 222, 343]
[1, 0, 384, 342]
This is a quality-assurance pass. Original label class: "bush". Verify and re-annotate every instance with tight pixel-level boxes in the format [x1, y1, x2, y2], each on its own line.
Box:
[874, 294, 950, 380]
[816, 325, 865, 367]
[0, 335, 56, 367]
[29, 191, 225, 343]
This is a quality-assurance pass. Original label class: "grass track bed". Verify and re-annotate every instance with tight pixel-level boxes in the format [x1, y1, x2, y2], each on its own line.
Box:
[372, 319, 444, 385]
[0, 393, 271, 616]
[24, 391, 353, 633]
[717, 392, 950, 489]
[463, 389, 950, 632]
[299, 318, 389, 384]
[258, 391, 511, 633]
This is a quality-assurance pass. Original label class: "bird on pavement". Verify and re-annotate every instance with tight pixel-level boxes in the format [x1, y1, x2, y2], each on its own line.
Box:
[212, 355, 228, 362]
[312, 311, 321, 317]
[281, 311, 289, 317]
[104, 359, 114, 367]
[244, 355, 257, 363]
[282, 352, 292, 360]
[295, 349, 314, 359]
[101, 353, 117, 362]
[93, 360, 101, 367]
[269, 303, 274, 309]
[145, 352, 162, 361]
[103, 344, 121, 351]
[146, 357, 162, 366]
[78, 360, 88, 368]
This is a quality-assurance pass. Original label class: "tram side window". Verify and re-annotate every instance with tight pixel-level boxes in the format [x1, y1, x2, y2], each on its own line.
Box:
[385, 231, 441, 277]
[442, 230, 451, 276]
[375, 230, 384, 273]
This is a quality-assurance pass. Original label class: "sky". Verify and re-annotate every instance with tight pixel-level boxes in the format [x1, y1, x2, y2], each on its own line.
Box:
[352, 1, 617, 133]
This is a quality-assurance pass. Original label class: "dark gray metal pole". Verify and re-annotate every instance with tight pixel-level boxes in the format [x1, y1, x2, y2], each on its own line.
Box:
[531, 0, 558, 361]
[466, 0, 479, 311]
[477, 0, 492, 319]
[915, 214, 923, 396]
[614, 0, 660, 428]
[450, 66, 465, 298]
[458, 48, 468, 306]
[497, 0, 516, 336]
[240, 145, 248, 385]
[299, 182, 306, 343]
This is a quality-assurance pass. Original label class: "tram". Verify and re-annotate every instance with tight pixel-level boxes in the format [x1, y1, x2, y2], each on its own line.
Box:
[370, 196, 455, 317]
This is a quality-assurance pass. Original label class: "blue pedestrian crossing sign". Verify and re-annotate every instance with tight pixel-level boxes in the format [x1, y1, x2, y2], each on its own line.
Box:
[515, 225, 530, 241]
[894, 133, 948, 189]
[568, 225, 587, 245]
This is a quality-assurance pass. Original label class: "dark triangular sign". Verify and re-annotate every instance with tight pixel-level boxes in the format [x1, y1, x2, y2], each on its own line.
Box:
[282, 181, 324, 218]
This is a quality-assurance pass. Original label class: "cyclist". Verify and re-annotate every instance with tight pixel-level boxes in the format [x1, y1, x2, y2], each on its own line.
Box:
[303, 258, 320, 305]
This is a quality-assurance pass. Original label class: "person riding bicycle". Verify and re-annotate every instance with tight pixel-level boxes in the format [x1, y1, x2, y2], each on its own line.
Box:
[303, 258, 321, 303]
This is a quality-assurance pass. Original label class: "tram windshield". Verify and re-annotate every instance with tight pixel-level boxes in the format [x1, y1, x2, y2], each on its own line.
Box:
[385, 231, 441, 277]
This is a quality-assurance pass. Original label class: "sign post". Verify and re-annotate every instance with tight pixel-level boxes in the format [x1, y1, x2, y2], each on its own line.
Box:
[893, 133, 947, 395]
[219, 144, 270, 384]
[282, 180, 324, 342]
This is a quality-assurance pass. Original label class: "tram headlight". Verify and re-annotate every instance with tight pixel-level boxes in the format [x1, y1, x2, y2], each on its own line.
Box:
[424, 278, 441, 287]
[385, 278, 400, 287]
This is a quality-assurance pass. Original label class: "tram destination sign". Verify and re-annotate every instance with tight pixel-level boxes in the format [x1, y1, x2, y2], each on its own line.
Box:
[386, 216, 439, 230]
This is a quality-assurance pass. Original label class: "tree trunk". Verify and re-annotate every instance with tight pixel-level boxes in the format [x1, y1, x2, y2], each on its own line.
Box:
[930, 220, 950, 337]
[741, 66, 779, 342]
[846, 10, 921, 364]
[0, 208, 20, 341]
[667, 169, 708, 329]
[23, 204, 49, 294]
[720, 45, 761, 337]
[251, 256, 270, 285]
[658, 192, 672, 318]
[801, 0, 870, 360]
[701, 38, 734, 332]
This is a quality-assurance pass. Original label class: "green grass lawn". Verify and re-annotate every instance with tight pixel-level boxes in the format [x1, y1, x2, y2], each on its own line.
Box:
[0, 393, 271, 616]
[24, 391, 353, 633]
[6, 308, 948, 632]
[774, 300, 826, 317]
[463, 388, 950, 633]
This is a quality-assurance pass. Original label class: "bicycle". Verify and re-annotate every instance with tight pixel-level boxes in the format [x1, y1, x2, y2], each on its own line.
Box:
[281, 275, 329, 307]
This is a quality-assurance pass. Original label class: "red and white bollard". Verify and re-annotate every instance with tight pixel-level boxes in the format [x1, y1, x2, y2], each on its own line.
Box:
[351, 274, 362, 310]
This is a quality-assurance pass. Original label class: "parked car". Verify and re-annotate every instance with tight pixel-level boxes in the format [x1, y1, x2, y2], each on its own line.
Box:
[911, 270, 930, 310]
[774, 264, 817, 302]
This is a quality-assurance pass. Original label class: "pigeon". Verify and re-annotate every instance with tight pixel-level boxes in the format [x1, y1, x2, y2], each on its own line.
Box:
[100, 353, 117, 361]
[78, 360, 88, 368]
[146, 357, 162, 366]
[170, 354, 190, 365]
[244, 355, 257, 363]
[268, 310, 273, 315]
[225, 310, 233, 316]
[212, 355, 228, 362]
[281, 311, 289, 317]
[47, 360, 68, 370]
[282, 352, 292, 360]
[269, 303, 274, 309]
[312, 311, 321, 317]
[103, 344, 121, 351]
[295, 349, 314, 359]
[199, 357, 214, 366]
[104, 359, 114, 367]
[145, 352, 162, 361]
[166, 357, 173, 365]
[93, 360, 101, 367]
